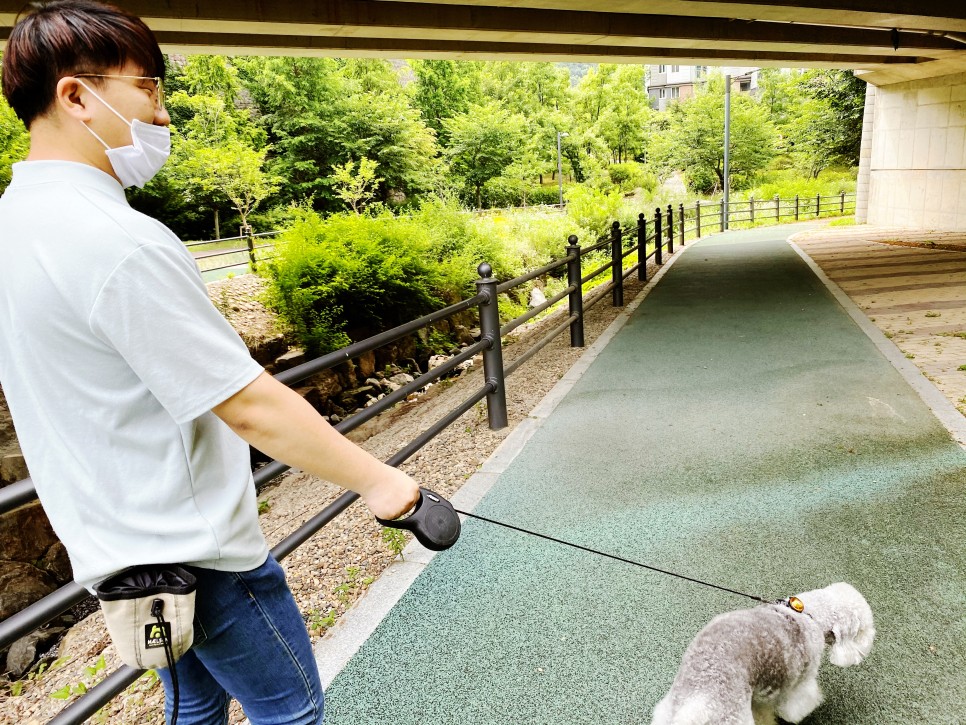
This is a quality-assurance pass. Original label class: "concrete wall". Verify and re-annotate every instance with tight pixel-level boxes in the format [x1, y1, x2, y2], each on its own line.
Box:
[867, 72, 966, 230]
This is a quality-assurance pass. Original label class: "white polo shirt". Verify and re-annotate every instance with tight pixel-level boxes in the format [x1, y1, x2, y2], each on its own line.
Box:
[0, 161, 269, 590]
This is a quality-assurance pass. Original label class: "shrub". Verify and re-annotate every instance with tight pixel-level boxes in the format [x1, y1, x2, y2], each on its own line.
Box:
[565, 184, 624, 239]
[264, 208, 444, 355]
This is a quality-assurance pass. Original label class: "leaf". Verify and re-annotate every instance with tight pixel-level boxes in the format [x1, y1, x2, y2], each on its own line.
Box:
[50, 684, 73, 700]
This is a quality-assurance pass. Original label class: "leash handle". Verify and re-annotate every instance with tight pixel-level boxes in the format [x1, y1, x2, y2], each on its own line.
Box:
[377, 488, 461, 551]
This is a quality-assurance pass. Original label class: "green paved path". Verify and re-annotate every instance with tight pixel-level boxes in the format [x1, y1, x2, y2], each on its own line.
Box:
[324, 227, 966, 724]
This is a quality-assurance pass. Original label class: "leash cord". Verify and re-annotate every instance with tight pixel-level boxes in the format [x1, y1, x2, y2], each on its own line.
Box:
[453, 509, 769, 605]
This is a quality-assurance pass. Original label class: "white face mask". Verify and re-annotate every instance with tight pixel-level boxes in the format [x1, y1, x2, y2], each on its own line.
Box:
[77, 80, 171, 189]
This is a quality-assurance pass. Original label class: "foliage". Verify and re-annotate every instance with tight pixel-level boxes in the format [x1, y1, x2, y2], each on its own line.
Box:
[332, 157, 382, 214]
[0, 75, 29, 194]
[264, 208, 446, 355]
[650, 72, 778, 193]
[443, 101, 527, 208]
[565, 184, 623, 238]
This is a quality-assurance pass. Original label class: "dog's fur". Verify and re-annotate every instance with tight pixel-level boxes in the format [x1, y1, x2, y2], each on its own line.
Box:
[651, 582, 874, 725]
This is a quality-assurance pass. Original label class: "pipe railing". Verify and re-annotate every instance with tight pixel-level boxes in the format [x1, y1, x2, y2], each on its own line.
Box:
[1, 189, 856, 722]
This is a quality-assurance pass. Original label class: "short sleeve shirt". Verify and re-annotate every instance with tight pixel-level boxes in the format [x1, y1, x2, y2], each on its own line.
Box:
[0, 161, 268, 590]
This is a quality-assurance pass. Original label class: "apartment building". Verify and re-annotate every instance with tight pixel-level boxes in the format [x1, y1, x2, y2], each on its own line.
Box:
[647, 65, 759, 110]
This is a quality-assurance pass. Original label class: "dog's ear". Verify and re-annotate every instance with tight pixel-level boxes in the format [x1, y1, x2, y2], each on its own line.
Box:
[828, 622, 875, 667]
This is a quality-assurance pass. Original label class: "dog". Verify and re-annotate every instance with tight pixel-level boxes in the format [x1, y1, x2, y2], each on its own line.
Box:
[651, 582, 875, 725]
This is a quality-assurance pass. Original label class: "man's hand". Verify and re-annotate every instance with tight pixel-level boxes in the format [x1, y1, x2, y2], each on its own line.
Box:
[362, 465, 420, 521]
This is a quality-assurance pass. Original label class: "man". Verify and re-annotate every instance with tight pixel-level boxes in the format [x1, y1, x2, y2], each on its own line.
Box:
[0, 2, 419, 723]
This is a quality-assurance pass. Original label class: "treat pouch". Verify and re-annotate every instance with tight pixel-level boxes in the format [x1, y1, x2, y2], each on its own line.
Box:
[94, 564, 197, 670]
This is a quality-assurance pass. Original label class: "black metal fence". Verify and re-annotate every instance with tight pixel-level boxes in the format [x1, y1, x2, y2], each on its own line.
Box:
[0, 190, 854, 722]
[186, 229, 279, 278]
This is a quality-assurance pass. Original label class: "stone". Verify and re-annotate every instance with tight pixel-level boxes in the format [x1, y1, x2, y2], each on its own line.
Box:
[428, 355, 449, 370]
[364, 378, 382, 389]
[0, 501, 60, 562]
[389, 373, 415, 386]
[529, 287, 547, 308]
[5, 626, 65, 678]
[274, 348, 307, 372]
[0, 453, 28, 485]
[356, 350, 376, 378]
[453, 325, 476, 346]
[248, 335, 288, 368]
[308, 369, 344, 400]
[38, 542, 72, 585]
[0, 561, 56, 621]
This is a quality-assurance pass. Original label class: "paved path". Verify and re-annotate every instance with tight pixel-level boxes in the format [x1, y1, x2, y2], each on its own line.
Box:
[320, 225, 966, 725]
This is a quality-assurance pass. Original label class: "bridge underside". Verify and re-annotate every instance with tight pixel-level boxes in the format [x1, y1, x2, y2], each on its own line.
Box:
[2, 1, 966, 84]
[2, 1, 965, 230]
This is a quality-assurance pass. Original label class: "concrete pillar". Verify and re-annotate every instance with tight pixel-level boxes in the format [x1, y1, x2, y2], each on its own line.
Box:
[855, 82, 876, 224]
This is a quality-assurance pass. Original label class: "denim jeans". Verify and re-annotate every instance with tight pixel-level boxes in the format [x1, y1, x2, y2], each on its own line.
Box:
[157, 555, 324, 725]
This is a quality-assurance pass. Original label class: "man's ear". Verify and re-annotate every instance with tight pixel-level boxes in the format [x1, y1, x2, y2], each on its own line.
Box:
[54, 76, 94, 122]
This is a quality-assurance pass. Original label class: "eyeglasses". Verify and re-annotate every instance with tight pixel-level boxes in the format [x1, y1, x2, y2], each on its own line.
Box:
[73, 74, 165, 110]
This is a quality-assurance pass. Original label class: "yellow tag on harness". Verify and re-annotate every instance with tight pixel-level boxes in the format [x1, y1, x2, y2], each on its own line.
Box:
[788, 596, 805, 613]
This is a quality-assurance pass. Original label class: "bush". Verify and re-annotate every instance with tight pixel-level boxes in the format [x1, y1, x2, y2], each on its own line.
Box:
[264, 208, 444, 355]
[565, 184, 624, 239]
[608, 162, 657, 194]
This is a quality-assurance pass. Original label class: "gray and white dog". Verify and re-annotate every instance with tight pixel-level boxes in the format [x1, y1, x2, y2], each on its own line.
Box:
[651, 582, 875, 725]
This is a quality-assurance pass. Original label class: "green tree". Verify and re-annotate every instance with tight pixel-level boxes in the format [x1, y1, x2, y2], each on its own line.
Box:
[651, 73, 778, 193]
[332, 157, 382, 213]
[442, 102, 526, 208]
[408, 59, 481, 143]
[787, 70, 867, 176]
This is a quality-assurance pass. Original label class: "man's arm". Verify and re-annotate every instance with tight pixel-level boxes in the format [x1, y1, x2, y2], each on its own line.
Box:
[213, 371, 419, 521]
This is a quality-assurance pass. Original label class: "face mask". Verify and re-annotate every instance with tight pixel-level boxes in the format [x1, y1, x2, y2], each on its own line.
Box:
[77, 80, 171, 189]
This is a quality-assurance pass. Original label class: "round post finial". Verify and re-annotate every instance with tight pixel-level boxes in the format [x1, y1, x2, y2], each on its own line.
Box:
[477, 262, 493, 278]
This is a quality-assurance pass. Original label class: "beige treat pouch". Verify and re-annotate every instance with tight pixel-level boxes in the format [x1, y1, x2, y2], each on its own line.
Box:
[94, 565, 197, 670]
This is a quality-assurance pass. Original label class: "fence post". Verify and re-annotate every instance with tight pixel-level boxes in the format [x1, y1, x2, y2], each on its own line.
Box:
[637, 213, 648, 281]
[655, 207, 663, 265]
[242, 224, 256, 272]
[795, 194, 799, 221]
[816, 193, 821, 217]
[775, 195, 780, 222]
[749, 196, 755, 224]
[666, 204, 674, 255]
[611, 220, 623, 307]
[474, 263, 508, 430]
[566, 235, 585, 347]
[720, 200, 725, 232]
[678, 204, 685, 247]
[841, 191, 845, 214]
[696, 200, 702, 238]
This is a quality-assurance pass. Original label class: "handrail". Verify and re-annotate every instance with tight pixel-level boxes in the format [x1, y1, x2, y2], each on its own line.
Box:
[0, 188, 857, 723]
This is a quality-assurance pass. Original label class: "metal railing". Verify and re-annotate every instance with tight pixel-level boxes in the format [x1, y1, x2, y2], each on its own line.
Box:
[0, 189, 854, 722]
[185, 230, 279, 275]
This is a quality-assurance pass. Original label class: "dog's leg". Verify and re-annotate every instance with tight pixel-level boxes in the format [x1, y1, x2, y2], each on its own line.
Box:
[751, 703, 777, 725]
[650, 695, 672, 725]
[775, 676, 823, 724]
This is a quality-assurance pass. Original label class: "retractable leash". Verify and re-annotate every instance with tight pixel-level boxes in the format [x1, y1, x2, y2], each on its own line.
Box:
[377, 488, 771, 606]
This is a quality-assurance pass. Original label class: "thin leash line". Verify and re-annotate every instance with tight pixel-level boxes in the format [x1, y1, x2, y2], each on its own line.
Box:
[454, 508, 769, 605]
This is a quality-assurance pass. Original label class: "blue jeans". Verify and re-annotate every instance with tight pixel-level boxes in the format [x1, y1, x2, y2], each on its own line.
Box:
[157, 555, 324, 725]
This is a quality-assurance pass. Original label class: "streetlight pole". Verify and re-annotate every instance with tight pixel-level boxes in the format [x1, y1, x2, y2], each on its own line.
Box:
[723, 74, 731, 230]
[557, 131, 569, 207]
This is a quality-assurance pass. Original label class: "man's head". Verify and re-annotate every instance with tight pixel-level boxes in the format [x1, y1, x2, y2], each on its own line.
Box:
[2, 0, 165, 128]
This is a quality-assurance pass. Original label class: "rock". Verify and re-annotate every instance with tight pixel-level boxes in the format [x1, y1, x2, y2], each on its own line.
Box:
[0, 453, 28, 485]
[529, 287, 547, 308]
[356, 351, 376, 378]
[0, 561, 56, 621]
[38, 542, 72, 585]
[389, 373, 415, 386]
[428, 355, 449, 370]
[0, 501, 60, 562]
[5, 626, 65, 678]
[274, 348, 307, 372]
[364, 378, 383, 389]
[308, 369, 343, 400]
[329, 414, 342, 424]
[453, 325, 476, 346]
